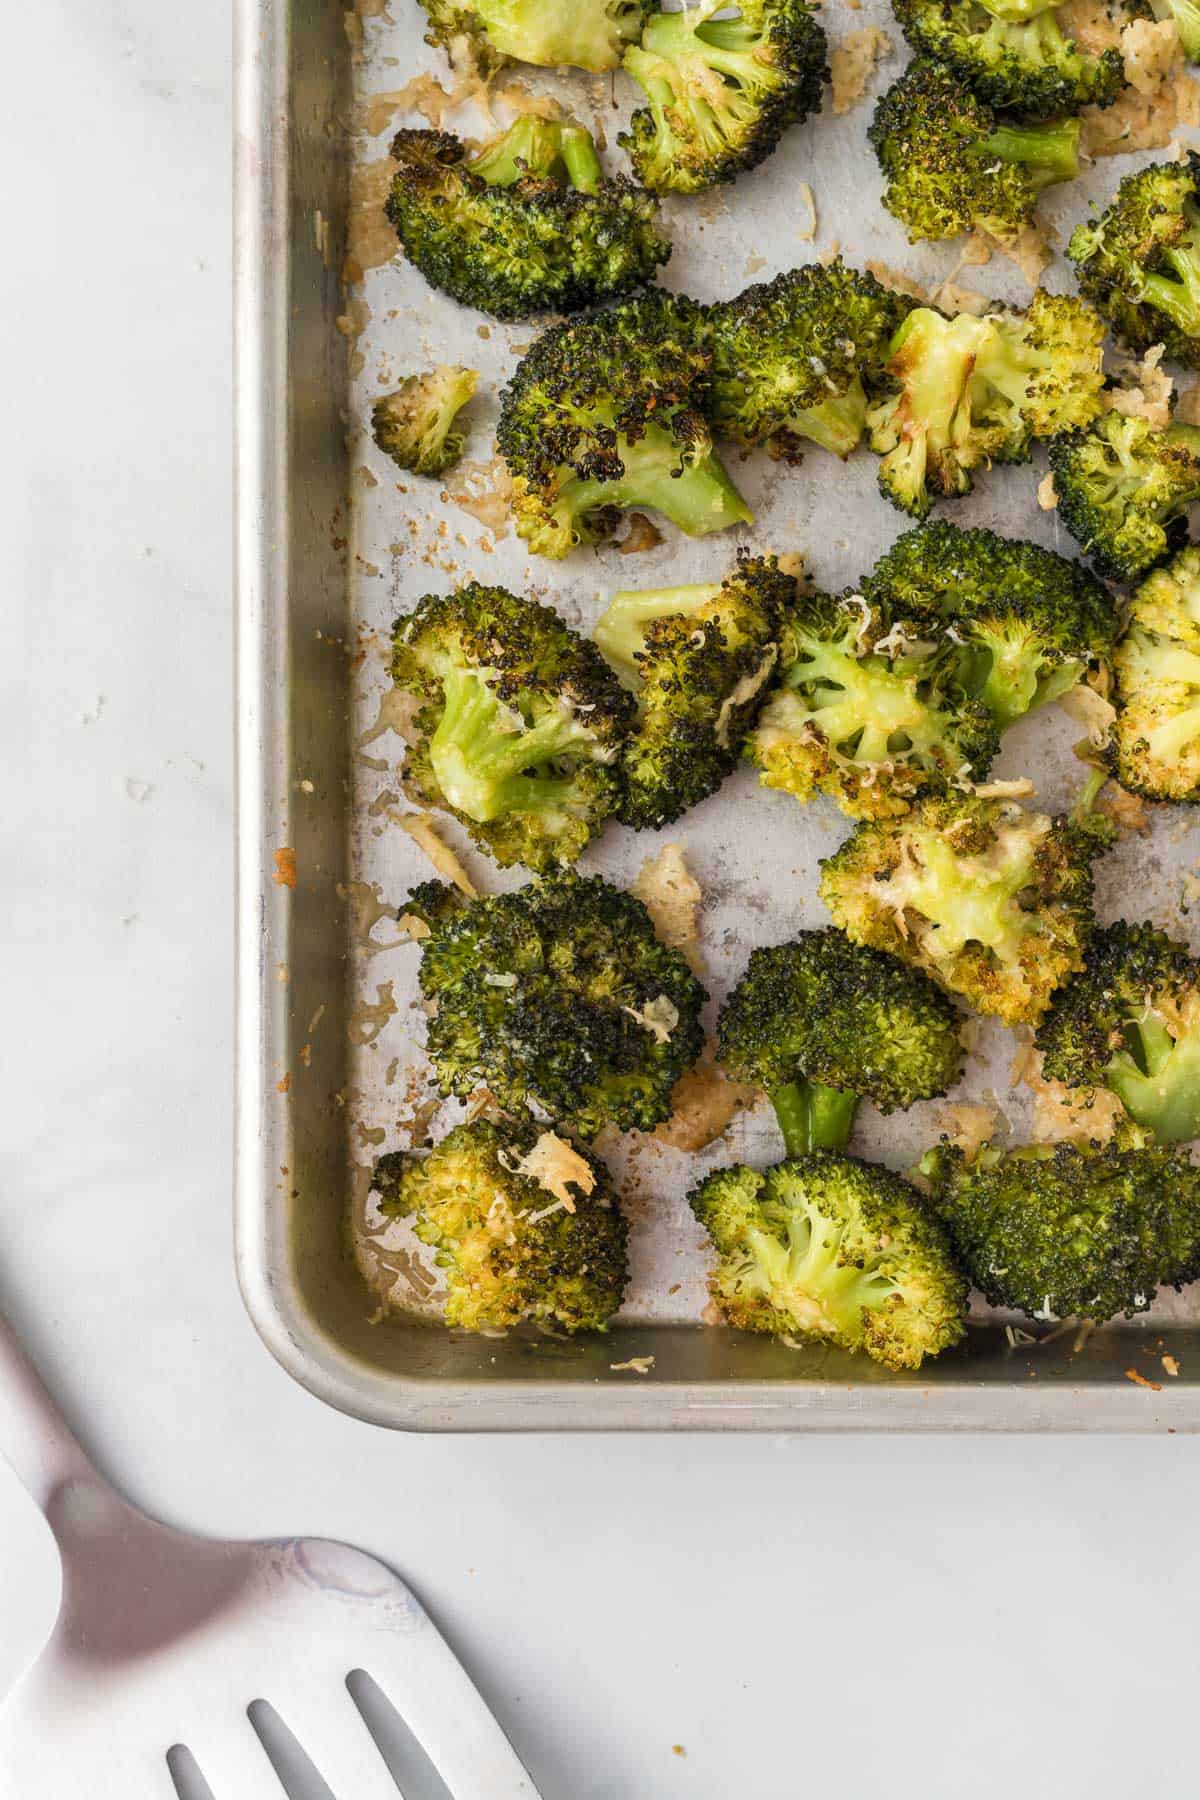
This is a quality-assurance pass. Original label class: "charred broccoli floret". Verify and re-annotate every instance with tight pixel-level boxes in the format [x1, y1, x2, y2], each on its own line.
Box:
[717, 929, 964, 1156]
[1111, 546, 1200, 799]
[866, 294, 1104, 518]
[707, 261, 916, 461]
[371, 366, 478, 478]
[594, 552, 793, 829]
[496, 290, 751, 557]
[1068, 154, 1200, 366]
[619, 0, 828, 195]
[392, 583, 634, 871]
[404, 872, 707, 1138]
[417, 0, 649, 71]
[921, 1137, 1200, 1321]
[385, 120, 669, 320]
[819, 793, 1108, 1025]
[891, 0, 1123, 118]
[745, 587, 1000, 819]
[372, 1118, 628, 1332]
[863, 521, 1117, 729]
[690, 1153, 967, 1368]
[1048, 412, 1200, 584]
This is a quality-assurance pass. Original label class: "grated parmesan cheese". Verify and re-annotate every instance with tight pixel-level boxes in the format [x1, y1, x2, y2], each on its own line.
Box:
[831, 28, 892, 114]
[622, 994, 680, 1044]
[610, 1355, 655, 1374]
[392, 809, 478, 895]
[631, 843, 702, 956]
[1105, 344, 1174, 428]
[1037, 471, 1058, 510]
[509, 1131, 596, 1211]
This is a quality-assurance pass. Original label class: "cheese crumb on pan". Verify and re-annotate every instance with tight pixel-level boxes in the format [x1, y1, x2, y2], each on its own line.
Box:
[610, 1355, 655, 1373]
[623, 994, 681, 1044]
[655, 1054, 757, 1152]
[1037, 472, 1058, 510]
[631, 843, 702, 953]
[508, 1131, 596, 1211]
[1105, 345, 1173, 427]
[831, 28, 892, 114]
[392, 809, 478, 895]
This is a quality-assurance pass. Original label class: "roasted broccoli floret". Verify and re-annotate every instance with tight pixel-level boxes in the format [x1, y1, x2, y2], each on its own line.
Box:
[744, 587, 999, 819]
[922, 1137, 1200, 1322]
[1068, 154, 1200, 366]
[866, 294, 1104, 518]
[496, 290, 751, 557]
[869, 60, 1080, 243]
[891, 0, 1123, 118]
[1048, 412, 1200, 584]
[717, 930, 964, 1156]
[371, 366, 478, 478]
[1111, 546, 1200, 799]
[417, 0, 649, 71]
[1035, 921, 1200, 1142]
[863, 521, 1117, 729]
[619, 0, 828, 195]
[690, 1153, 966, 1368]
[392, 583, 634, 871]
[707, 261, 916, 461]
[404, 872, 707, 1138]
[385, 120, 669, 320]
[371, 1118, 628, 1332]
[819, 793, 1108, 1025]
[594, 553, 793, 830]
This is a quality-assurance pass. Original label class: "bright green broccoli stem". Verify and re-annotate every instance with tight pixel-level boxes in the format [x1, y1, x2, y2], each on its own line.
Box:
[789, 377, 870, 459]
[770, 1081, 860, 1156]
[1136, 220, 1200, 339]
[427, 664, 593, 823]
[1106, 1015, 1200, 1142]
[983, 119, 1080, 192]
[468, 117, 602, 193]
[553, 426, 753, 544]
[594, 584, 723, 686]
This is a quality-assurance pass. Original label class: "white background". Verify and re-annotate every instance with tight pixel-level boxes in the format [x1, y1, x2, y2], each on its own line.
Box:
[3, 3, 1200, 1796]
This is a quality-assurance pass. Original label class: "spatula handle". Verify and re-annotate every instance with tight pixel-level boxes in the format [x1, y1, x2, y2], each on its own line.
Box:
[0, 1309, 97, 1512]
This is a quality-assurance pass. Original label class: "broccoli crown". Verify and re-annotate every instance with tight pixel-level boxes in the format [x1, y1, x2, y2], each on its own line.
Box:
[863, 520, 1117, 728]
[371, 365, 478, 478]
[819, 793, 1106, 1025]
[869, 60, 1080, 243]
[1068, 154, 1200, 367]
[496, 290, 751, 557]
[891, 0, 1123, 118]
[866, 294, 1104, 518]
[1048, 412, 1200, 584]
[384, 121, 670, 320]
[372, 1118, 628, 1332]
[745, 587, 1000, 819]
[619, 0, 829, 195]
[1112, 545, 1200, 800]
[409, 871, 707, 1137]
[690, 1152, 967, 1368]
[392, 583, 635, 871]
[922, 1137, 1200, 1322]
[1035, 920, 1200, 1142]
[418, 0, 649, 71]
[706, 260, 916, 462]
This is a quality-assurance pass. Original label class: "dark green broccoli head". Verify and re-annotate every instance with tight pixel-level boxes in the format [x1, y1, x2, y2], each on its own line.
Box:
[384, 121, 670, 320]
[417, 0, 649, 71]
[863, 520, 1118, 728]
[371, 365, 478, 478]
[392, 583, 635, 871]
[1112, 545, 1200, 800]
[869, 59, 1080, 243]
[1035, 921, 1200, 1143]
[707, 260, 916, 462]
[619, 0, 828, 195]
[496, 290, 751, 557]
[409, 871, 707, 1137]
[1048, 413, 1200, 584]
[717, 929, 964, 1156]
[690, 1152, 967, 1368]
[891, 0, 1123, 118]
[922, 1137, 1200, 1322]
[1068, 154, 1200, 367]
[819, 793, 1107, 1026]
[372, 1118, 628, 1332]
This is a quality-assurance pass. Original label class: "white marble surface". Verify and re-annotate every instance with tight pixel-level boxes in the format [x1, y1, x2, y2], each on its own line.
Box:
[5, 3, 1200, 1795]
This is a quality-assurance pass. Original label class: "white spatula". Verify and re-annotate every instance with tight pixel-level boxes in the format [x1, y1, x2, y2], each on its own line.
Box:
[0, 1310, 540, 1798]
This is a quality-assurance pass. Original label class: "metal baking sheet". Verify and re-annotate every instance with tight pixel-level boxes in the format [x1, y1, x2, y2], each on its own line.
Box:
[235, 0, 1200, 1427]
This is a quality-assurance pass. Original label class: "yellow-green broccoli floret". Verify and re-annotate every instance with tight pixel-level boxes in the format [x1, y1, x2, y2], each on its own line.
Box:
[417, 0, 650, 72]
[891, 0, 1122, 118]
[372, 366, 478, 478]
[1048, 412, 1200, 585]
[1068, 154, 1200, 367]
[1111, 545, 1200, 800]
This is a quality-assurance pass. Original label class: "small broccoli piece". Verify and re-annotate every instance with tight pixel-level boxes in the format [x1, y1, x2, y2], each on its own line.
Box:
[819, 792, 1108, 1025]
[1111, 546, 1200, 799]
[417, 0, 649, 71]
[717, 929, 964, 1157]
[1048, 412, 1200, 585]
[1068, 154, 1200, 366]
[372, 1118, 628, 1332]
[385, 120, 670, 320]
[371, 366, 478, 478]
[863, 520, 1117, 729]
[707, 261, 915, 462]
[922, 1137, 1200, 1322]
[392, 583, 634, 871]
[891, 0, 1123, 118]
[690, 1153, 966, 1368]
[619, 0, 828, 195]
[594, 553, 793, 829]
[866, 293, 1104, 518]
[496, 290, 752, 557]
[745, 587, 1000, 819]
[408, 871, 707, 1138]
[1035, 921, 1200, 1142]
